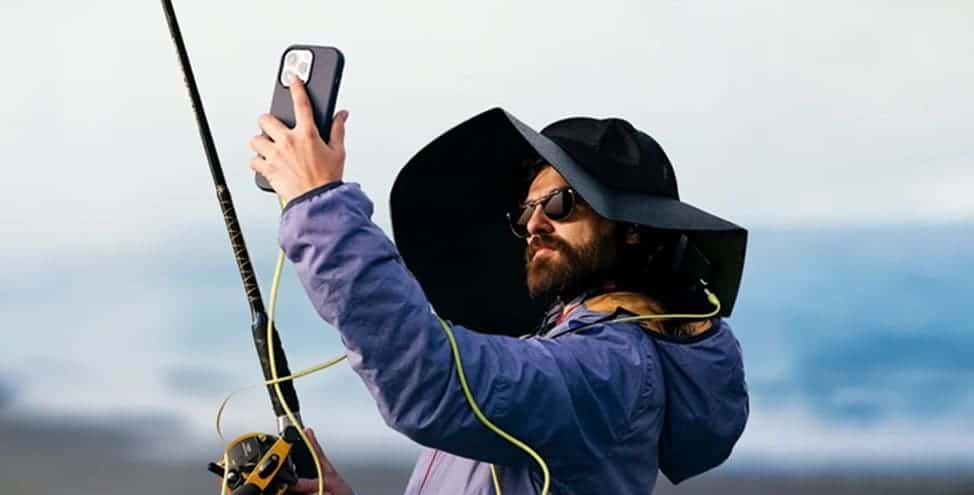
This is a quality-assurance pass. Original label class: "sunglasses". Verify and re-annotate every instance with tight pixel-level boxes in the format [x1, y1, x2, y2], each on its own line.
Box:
[506, 187, 578, 238]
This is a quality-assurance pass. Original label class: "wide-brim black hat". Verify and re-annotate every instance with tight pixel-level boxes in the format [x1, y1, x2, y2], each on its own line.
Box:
[390, 108, 747, 336]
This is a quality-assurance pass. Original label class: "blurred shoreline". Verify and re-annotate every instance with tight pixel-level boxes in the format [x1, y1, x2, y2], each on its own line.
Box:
[2, 414, 972, 495]
[5, 459, 973, 495]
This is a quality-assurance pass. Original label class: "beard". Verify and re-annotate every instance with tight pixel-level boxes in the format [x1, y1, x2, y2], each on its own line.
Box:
[524, 231, 618, 303]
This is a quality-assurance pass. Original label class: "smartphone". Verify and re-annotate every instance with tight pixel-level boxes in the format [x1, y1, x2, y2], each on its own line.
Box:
[256, 45, 344, 192]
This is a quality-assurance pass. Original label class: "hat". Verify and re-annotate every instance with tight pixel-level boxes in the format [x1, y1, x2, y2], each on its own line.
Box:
[390, 108, 747, 335]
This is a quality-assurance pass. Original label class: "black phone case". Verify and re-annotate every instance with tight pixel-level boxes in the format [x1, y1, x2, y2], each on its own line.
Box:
[256, 45, 345, 192]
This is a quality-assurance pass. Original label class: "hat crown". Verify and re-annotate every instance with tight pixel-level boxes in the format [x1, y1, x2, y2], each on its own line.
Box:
[541, 117, 679, 200]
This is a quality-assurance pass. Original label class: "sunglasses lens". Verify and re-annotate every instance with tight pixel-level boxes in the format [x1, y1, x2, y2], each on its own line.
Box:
[506, 189, 576, 238]
[543, 189, 573, 220]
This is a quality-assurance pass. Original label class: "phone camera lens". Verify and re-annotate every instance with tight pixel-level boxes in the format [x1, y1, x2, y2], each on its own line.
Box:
[297, 62, 309, 74]
[286, 53, 298, 66]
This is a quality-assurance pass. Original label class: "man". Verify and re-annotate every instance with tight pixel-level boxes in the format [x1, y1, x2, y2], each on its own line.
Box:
[250, 78, 748, 494]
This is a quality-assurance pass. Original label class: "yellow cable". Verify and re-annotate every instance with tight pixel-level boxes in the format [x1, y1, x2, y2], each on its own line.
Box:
[215, 355, 347, 442]
[217, 293, 719, 495]
[268, 195, 327, 495]
[220, 451, 229, 495]
[435, 289, 721, 495]
[490, 464, 502, 494]
[214, 360, 347, 495]
[216, 190, 722, 495]
[607, 291, 722, 329]
[213, 196, 344, 495]
[436, 316, 550, 495]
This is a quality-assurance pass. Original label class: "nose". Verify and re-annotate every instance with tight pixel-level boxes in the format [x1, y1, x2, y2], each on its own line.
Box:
[525, 204, 553, 238]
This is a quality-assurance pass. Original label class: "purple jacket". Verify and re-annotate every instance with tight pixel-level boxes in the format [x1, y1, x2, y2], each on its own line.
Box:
[279, 182, 748, 494]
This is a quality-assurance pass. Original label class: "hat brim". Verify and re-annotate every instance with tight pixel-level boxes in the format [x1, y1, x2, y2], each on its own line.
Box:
[391, 108, 746, 335]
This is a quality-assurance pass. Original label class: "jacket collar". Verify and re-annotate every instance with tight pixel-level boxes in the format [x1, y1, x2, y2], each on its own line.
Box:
[534, 286, 614, 336]
[541, 291, 666, 338]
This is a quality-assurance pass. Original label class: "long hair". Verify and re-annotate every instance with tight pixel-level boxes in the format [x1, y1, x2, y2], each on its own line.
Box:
[612, 225, 714, 336]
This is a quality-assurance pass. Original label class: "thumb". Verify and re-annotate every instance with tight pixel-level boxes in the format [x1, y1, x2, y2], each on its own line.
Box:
[329, 110, 349, 148]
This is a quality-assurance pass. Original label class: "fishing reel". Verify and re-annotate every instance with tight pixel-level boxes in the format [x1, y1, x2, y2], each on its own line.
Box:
[208, 426, 302, 495]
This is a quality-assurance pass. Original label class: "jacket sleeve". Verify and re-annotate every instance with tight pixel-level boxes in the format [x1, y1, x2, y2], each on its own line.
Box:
[278, 183, 655, 468]
[651, 320, 749, 483]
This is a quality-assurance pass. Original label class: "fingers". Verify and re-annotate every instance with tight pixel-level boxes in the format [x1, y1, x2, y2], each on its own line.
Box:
[288, 430, 348, 495]
[329, 111, 349, 149]
[249, 133, 275, 159]
[289, 478, 320, 494]
[258, 113, 290, 142]
[250, 155, 272, 180]
[289, 76, 315, 130]
[305, 428, 331, 469]
[289, 476, 340, 495]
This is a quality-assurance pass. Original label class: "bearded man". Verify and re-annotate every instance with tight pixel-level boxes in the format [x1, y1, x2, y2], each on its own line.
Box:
[250, 81, 749, 494]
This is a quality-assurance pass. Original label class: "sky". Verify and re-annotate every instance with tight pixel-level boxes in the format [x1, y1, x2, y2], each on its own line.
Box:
[1, 0, 972, 476]
[2, 0, 972, 261]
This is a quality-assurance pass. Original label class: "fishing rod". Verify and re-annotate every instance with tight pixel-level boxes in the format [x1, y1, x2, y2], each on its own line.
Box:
[159, 0, 318, 490]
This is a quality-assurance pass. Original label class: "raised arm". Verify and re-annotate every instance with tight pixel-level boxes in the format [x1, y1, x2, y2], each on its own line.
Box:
[279, 183, 657, 469]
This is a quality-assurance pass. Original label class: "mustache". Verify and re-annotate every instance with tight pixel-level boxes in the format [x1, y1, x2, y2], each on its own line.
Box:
[525, 234, 572, 262]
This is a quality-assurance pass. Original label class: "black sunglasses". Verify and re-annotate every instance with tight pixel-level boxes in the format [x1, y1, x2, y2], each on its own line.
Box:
[506, 187, 578, 238]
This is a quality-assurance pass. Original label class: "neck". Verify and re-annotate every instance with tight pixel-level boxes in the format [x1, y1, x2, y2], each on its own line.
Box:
[554, 280, 618, 307]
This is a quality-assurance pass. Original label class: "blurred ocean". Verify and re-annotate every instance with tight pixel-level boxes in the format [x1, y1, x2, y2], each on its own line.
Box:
[1, 222, 972, 493]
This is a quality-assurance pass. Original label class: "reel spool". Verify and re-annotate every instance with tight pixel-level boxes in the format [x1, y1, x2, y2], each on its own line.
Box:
[208, 426, 302, 495]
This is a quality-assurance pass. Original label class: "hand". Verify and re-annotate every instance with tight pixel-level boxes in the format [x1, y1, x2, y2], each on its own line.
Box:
[287, 428, 355, 495]
[250, 76, 349, 205]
